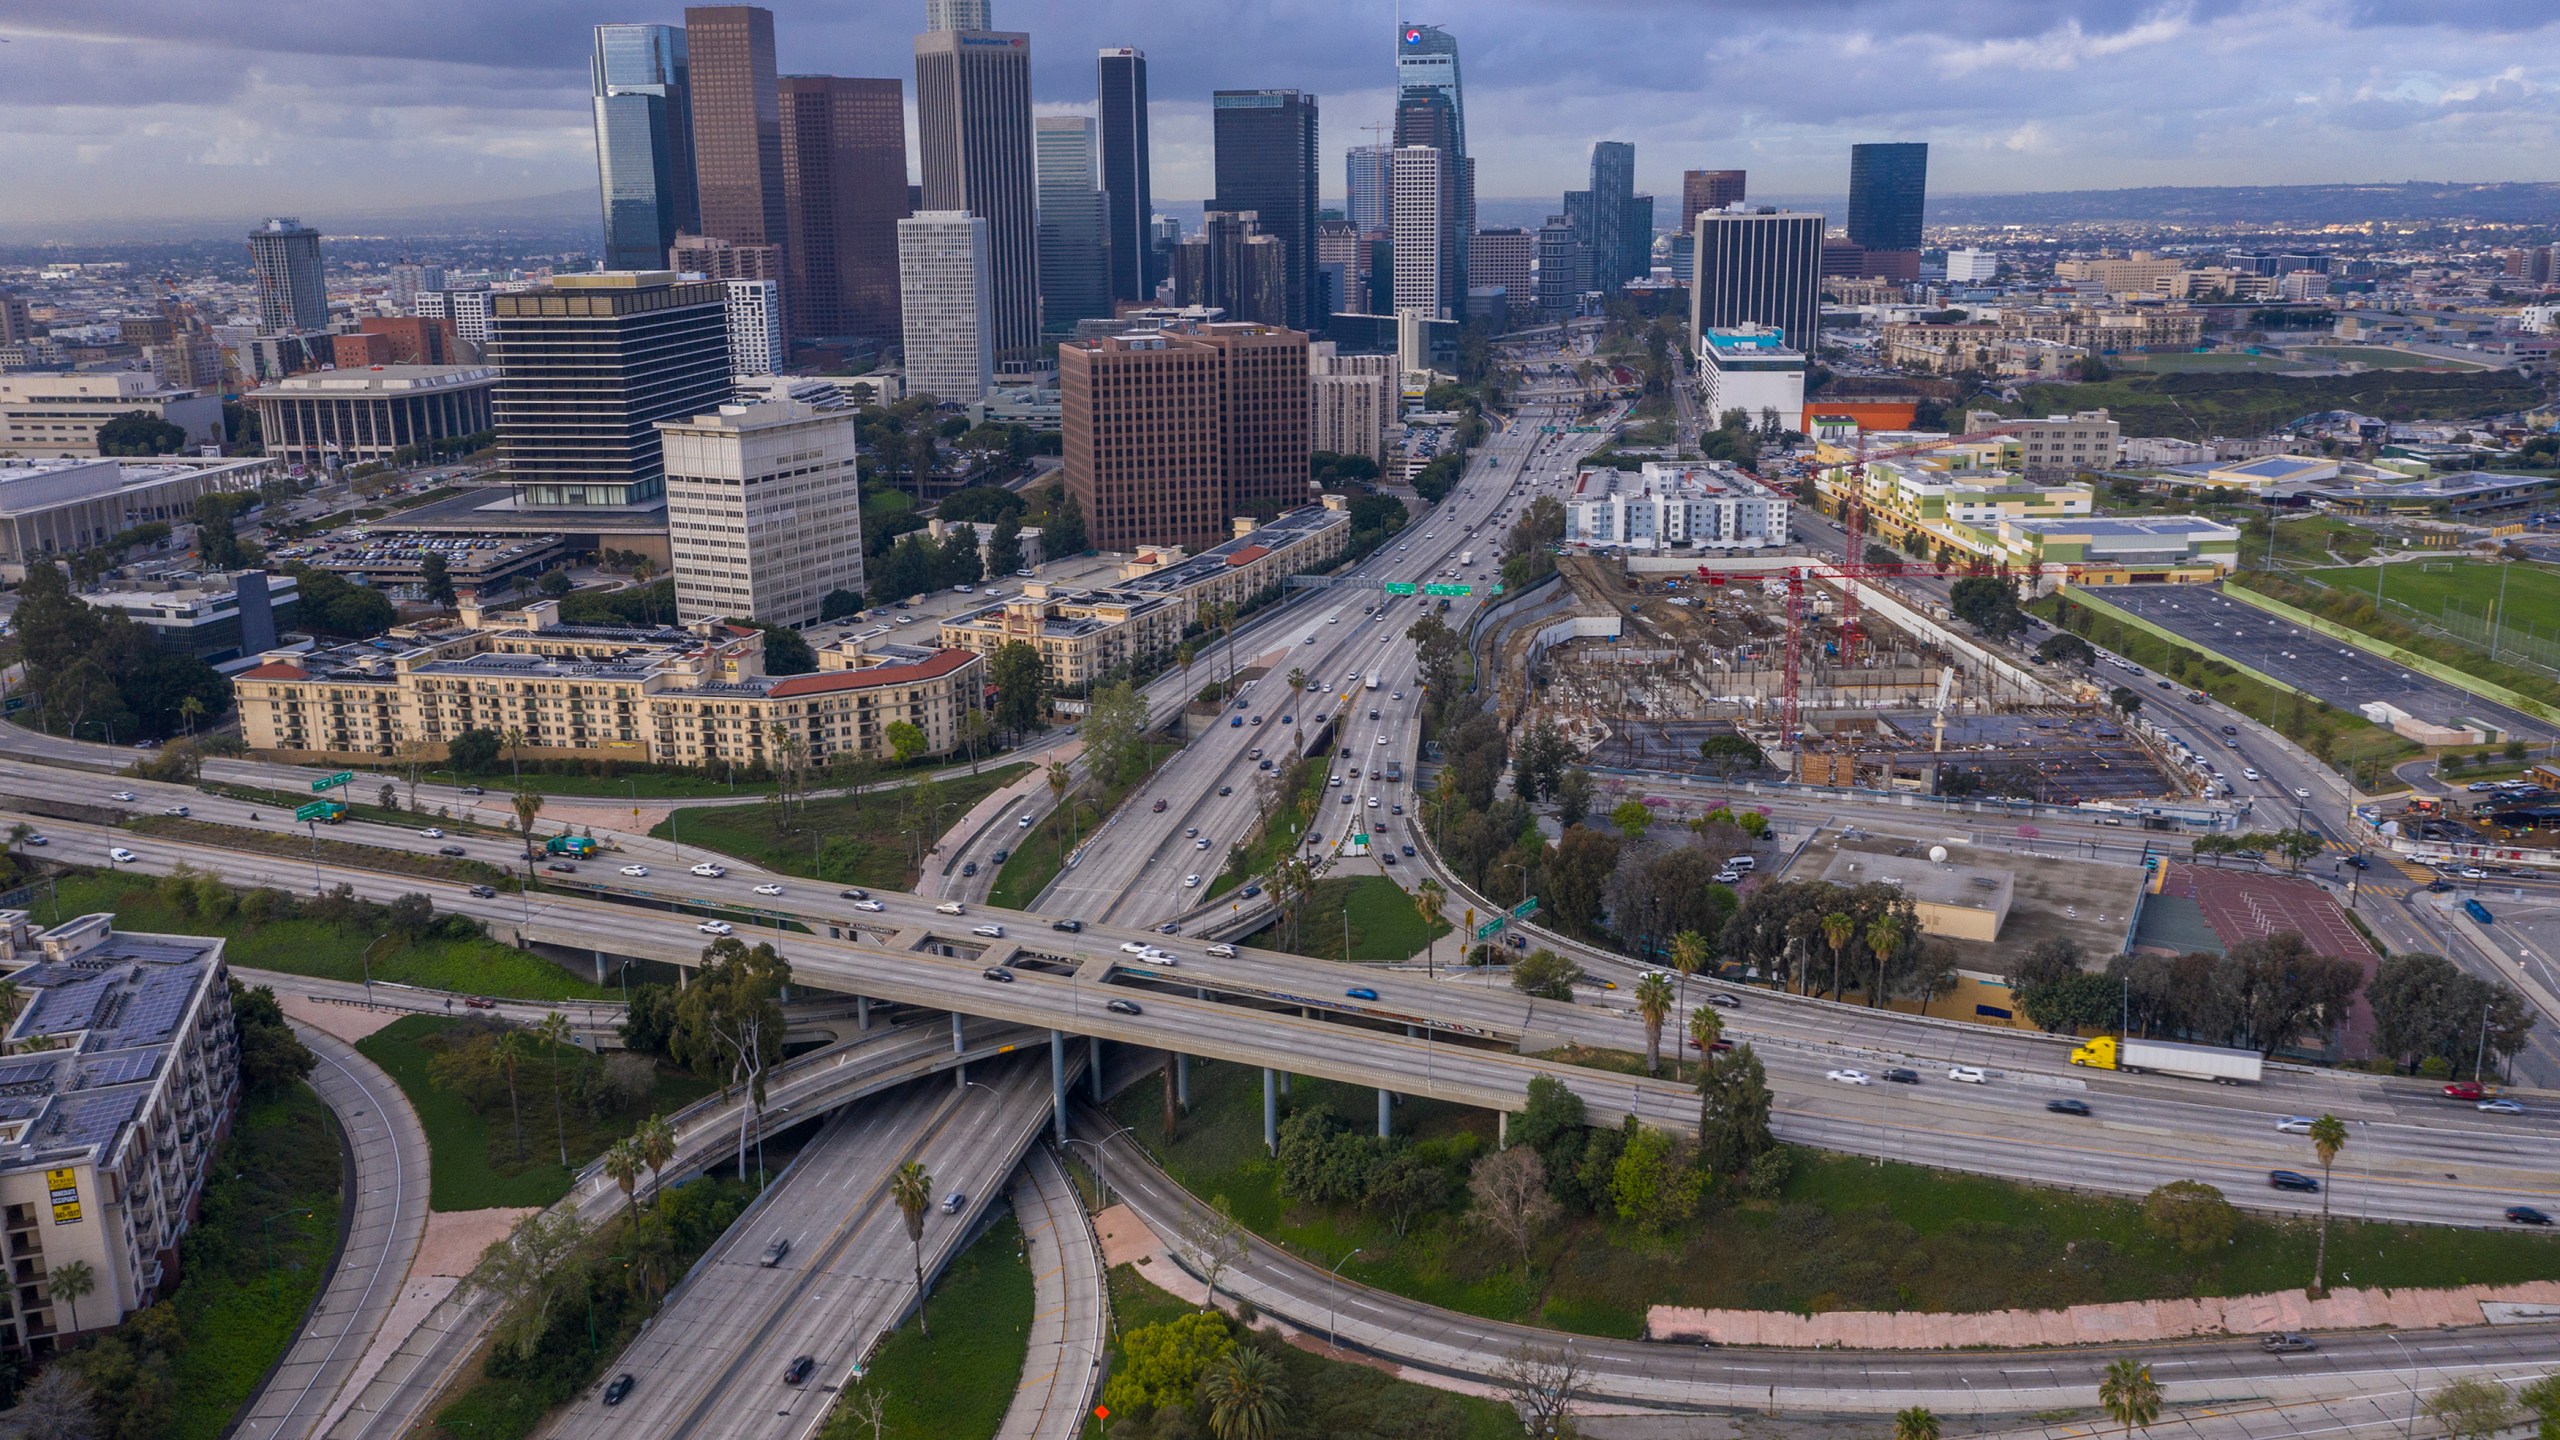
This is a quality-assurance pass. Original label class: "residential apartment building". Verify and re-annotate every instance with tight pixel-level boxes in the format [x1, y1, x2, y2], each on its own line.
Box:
[659, 401, 866, 630]
[0, 372, 222, 459]
[723, 279, 785, 375]
[416, 288, 495, 348]
[0, 909, 237, 1347]
[1565, 463, 1789, 552]
[233, 599, 984, 768]
[246, 365, 499, 468]
[0, 456, 272, 577]
[247, 218, 328, 334]
[1879, 309, 2204, 374]
[1060, 321, 1310, 552]
[1972, 409, 2120, 480]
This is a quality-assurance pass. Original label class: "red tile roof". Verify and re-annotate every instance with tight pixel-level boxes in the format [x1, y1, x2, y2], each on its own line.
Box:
[1225, 544, 1270, 566]
[237, 662, 310, 681]
[765, 648, 977, 698]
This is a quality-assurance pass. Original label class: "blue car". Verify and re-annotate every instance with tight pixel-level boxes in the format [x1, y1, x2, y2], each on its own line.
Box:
[1281, 715, 1294, 724]
[1346, 987, 1379, 1001]
[1242, 884, 1263, 898]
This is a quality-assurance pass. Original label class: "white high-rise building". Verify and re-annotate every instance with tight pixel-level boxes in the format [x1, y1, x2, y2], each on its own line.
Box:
[1390, 146, 1445, 319]
[389, 262, 445, 312]
[1308, 340, 1395, 462]
[1945, 248, 1998, 284]
[416, 288, 494, 346]
[899, 211, 994, 402]
[658, 401, 868, 630]
[723, 279, 785, 376]
[924, 0, 990, 31]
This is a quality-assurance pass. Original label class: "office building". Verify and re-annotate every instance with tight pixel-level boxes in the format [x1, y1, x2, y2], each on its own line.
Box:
[1316, 219, 1365, 278]
[1471, 229, 1533, 320]
[898, 212, 994, 402]
[924, 0, 988, 29]
[0, 910, 238, 1345]
[0, 455, 271, 578]
[1566, 462, 1789, 552]
[1586, 141, 1636, 289]
[84, 571, 299, 666]
[246, 365, 499, 468]
[0, 291, 37, 346]
[685, 6, 787, 255]
[1690, 207, 1822, 355]
[1697, 326, 1806, 433]
[1981, 409, 2121, 481]
[1308, 340, 1395, 462]
[1169, 211, 1286, 327]
[388, 262, 446, 311]
[777, 75, 909, 342]
[1394, 23, 1471, 308]
[1211, 89, 1320, 330]
[1061, 321, 1310, 552]
[486, 272, 733, 509]
[416, 288, 494, 348]
[914, 23, 1038, 358]
[1626, 193, 1656, 282]
[1035, 116, 1113, 330]
[0, 372, 223, 459]
[1681, 170, 1746, 232]
[669, 232, 783, 287]
[1098, 48, 1154, 306]
[235, 601, 985, 766]
[1945, 248, 1998, 284]
[355, 317, 462, 367]
[246, 219, 327, 335]
[1390, 146, 1447, 320]
[1536, 214, 1587, 321]
[1346, 145, 1392, 233]
[660, 401, 866, 628]
[1846, 142, 1928, 253]
[723, 279, 785, 374]
[593, 23, 701, 271]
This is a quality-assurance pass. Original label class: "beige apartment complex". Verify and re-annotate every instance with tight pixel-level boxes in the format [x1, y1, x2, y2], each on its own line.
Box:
[1971, 409, 2121, 480]
[234, 597, 983, 769]
[1307, 341, 1396, 463]
[1881, 309, 2205, 375]
[2053, 254, 2186, 295]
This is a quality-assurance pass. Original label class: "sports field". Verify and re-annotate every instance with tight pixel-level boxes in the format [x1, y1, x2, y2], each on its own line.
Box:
[2111, 350, 2308, 374]
[2289, 346, 2490, 371]
[2311, 559, 2560, 635]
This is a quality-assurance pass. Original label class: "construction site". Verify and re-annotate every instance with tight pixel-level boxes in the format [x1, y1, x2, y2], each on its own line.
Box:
[1490, 553, 2207, 809]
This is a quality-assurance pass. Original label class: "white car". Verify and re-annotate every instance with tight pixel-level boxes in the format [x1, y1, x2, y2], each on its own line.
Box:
[1195, 837, 1211, 850]
[690, 862, 727, 878]
[971, 923, 1005, 938]
[2293, 787, 2312, 800]
[697, 920, 734, 936]
[621, 864, 650, 877]
[1825, 1069, 1873, 1086]
[2275, 1116, 2317, 1134]
[1182, 873, 1202, 888]
[753, 883, 785, 896]
[1018, 813, 1035, 827]
[1119, 942, 1150, 955]
[1946, 1065, 1988, 1084]
[108, 847, 138, 864]
[1138, 947, 1179, 966]
[850, 899, 885, 912]
[935, 901, 966, 915]
[420, 827, 445, 839]
[2242, 768, 2262, 781]
[109, 791, 136, 803]
[1206, 943, 1238, 959]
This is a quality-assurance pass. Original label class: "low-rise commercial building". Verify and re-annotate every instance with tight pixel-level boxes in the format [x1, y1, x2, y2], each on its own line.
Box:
[1565, 463, 1790, 552]
[0, 372, 222, 459]
[1815, 452, 2094, 559]
[1697, 325, 1806, 433]
[1973, 514, 2242, 580]
[245, 365, 499, 469]
[83, 571, 300, 667]
[233, 598, 983, 768]
[0, 456, 274, 580]
[0, 909, 237, 1348]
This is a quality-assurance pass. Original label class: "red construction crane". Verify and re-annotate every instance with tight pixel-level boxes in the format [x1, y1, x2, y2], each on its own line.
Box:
[1828, 421, 2034, 655]
[1696, 557, 2005, 744]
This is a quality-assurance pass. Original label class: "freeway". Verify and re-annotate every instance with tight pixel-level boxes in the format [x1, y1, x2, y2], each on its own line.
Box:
[553, 1055, 1060, 1440]
[32, 814, 2560, 1228]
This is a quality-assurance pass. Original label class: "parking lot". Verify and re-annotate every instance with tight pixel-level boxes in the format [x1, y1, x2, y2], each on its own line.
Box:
[2099, 586, 2550, 742]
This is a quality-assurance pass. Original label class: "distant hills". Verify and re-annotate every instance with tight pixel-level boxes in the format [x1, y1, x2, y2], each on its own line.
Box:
[1924, 182, 2560, 227]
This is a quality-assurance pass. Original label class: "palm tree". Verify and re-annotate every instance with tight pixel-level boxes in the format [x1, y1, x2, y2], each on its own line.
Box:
[1201, 1346, 1290, 1440]
[502, 725, 526, 784]
[1819, 911, 1855, 1000]
[535, 1012, 574, 1168]
[1687, 1005, 1723, 1068]
[1893, 1406, 1941, 1440]
[178, 693, 205, 738]
[492, 1029, 528, 1161]
[511, 788, 544, 862]
[1864, 914, 1906, 1009]
[0, 977, 21, 1055]
[1667, 929, 1709, 1077]
[2308, 1113, 2348, 1297]
[1414, 879, 1446, 977]
[3, 823, 27, 861]
[2098, 1357, 2161, 1437]
[1634, 971, 1674, 1075]
[890, 1160, 935, 1337]
[603, 1138, 643, 1225]
[634, 1113, 676, 1211]
[47, 1258, 94, 1336]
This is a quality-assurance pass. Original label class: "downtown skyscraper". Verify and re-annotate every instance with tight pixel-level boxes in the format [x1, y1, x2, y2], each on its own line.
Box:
[1098, 48, 1153, 306]
[1392, 23, 1471, 318]
[247, 218, 327, 335]
[1211, 89, 1319, 330]
[1036, 116, 1112, 329]
[1847, 142, 1929, 253]
[1690, 208, 1822, 355]
[916, 7, 1038, 358]
[592, 23, 699, 271]
[685, 7, 787, 257]
[778, 75, 909, 341]
[1345, 144, 1391, 233]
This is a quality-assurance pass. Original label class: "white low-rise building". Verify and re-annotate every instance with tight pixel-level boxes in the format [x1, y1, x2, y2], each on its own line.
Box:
[1697, 325, 1806, 434]
[0, 372, 223, 459]
[0, 455, 275, 580]
[1567, 462, 1789, 552]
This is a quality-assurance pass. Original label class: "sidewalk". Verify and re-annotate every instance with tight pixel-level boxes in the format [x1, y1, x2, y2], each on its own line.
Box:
[993, 1146, 1106, 1440]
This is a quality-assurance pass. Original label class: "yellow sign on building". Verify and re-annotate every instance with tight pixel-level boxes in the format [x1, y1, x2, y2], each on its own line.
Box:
[45, 1167, 80, 1225]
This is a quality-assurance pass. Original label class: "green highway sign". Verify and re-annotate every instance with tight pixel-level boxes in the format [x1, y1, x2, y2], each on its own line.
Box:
[1473, 916, 1507, 941]
[1423, 583, 1471, 597]
[312, 771, 354, 793]
[293, 801, 337, 823]
[1383, 582, 1418, 596]
[1511, 897, 1540, 920]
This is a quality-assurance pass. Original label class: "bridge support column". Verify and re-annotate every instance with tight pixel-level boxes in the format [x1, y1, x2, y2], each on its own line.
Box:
[1263, 1068, 1278, 1155]
[1279, 1071, 1290, 1098]
[1089, 1036, 1104, 1102]
[1175, 1053, 1189, 1109]
[1378, 1087, 1392, 1138]
[594, 950, 608, 984]
[856, 996, 870, 1032]
[1498, 1111, 1508, 1148]
[1052, 1030, 1068, 1145]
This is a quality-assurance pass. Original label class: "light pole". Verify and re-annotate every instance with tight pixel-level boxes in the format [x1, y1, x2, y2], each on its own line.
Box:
[359, 931, 393, 1002]
[1325, 1246, 1363, 1352]
[2474, 998, 2493, 1084]
[1061, 1125, 1135, 1208]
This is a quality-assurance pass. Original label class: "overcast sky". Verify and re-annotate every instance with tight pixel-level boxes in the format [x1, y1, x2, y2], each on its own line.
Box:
[7, 1, 2560, 227]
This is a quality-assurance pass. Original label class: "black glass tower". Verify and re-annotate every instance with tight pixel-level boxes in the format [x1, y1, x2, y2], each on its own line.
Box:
[1847, 142, 1928, 253]
[1099, 48, 1154, 306]
[1211, 89, 1319, 330]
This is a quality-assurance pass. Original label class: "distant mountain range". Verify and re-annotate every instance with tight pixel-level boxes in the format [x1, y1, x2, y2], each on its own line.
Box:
[1924, 181, 2560, 227]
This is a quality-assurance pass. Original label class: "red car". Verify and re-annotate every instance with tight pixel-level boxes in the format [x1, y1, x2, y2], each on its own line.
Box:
[2444, 1081, 2488, 1101]
[463, 997, 498, 1011]
[1687, 1036, 1735, 1053]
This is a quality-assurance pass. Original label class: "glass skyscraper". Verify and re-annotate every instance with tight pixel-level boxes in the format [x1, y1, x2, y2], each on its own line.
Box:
[592, 23, 699, 271]
[1847, 142, 1929, 254]
[1036, 116, 1113, 329]
[1212, 89, 1319, 330]
[1098, 48, 1154, 305]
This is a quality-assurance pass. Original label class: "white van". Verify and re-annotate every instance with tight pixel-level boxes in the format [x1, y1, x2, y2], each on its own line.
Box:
[1725, 855, 1756, 872]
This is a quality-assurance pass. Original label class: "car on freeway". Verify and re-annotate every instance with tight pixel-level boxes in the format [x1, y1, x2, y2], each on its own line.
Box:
[1217, 785, 1233, 797]
[690, 862, 727, 878]
[1137, 947, 1179, 966]
[468, 884, 498, 898]
[19, 835, 41, 847]
[784, 1356, 816, 1386]
[850, 899, 885, 912]
[2295, 787, 2312, 800]
[2045, 1098, 2092, 1116]
[1243, 884, 1262, 898]
[621, 864, 650, 877]
[1882, 1069, 1920, 1085]
[460, 784, 486, 796]
[109, 790, 137, 802]
[1051, 918, 1084, 932]
[754, 883, 784, 896]
[547, 861, 578, 873]
[420, 827, 445, 839]
[1183, 873, 1202, 887]
[1825, 1069, 1872, 1086]
[971, 923, 1007, 939]
[697, 920, 733, 936]
[463, 996, 498, 1010]
[1106, 998, 1143, 1016]
[2509, 1206, 2554, 1225]
[935, 901, 966, 915]
[2242, 768, 2261, 781]
[1018, 813, 1035, 827]
[2260, 1332, 2317, 1354]
[2444, 1081, 2489, 1101]
[2481, 1098, 2525, 1115]
[1159, 921, 1182, 934]
[163, 804, 189, 817]
[980, 966, 1014, 983]
[1707, 993, 1741, 1009]
[2268, 1170, 2321, 1192]
[840, 887, 870, 901]
[760, 1236, 790, 1267]
[1195, 836, 1211, 850]
[941, 1191, 967, 1214]
[1345, 987, 1379, 1001]
[1151, 799, 1169, 812]
[2276, 1116, 2317, 1134]
[603, 1373, 636, 1406]
[437, 844, 467, 857]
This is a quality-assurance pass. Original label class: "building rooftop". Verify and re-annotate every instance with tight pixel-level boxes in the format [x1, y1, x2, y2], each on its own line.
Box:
[0, 455, 268, 517]
[247, 365, 497, 398]
[0, 912, 223, 1174]
[1817, 848, 2017, 918]
[1571, 461, 1767, 501]
[2003, 515, 2240, 540]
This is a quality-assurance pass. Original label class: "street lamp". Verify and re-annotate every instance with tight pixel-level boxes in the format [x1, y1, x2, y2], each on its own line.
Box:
[1061, 1125, 1135, 1209]
[1325, 1246, 1363, 1352]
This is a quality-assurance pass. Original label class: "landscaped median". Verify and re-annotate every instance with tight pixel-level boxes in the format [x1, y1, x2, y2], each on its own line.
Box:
[822, 1215, 1033, 1440]
[988, 741, 1176, 910]
[650, 762, 1030, 890]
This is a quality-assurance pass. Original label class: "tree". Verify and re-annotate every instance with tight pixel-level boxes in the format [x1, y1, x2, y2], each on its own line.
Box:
[1082, 681, 1151, 787]
[1466, 1145, 1560, 1270]
[2368, 952, 2536, 1076]
[989, 640, 1048, 738]
[48, 1258, 95, 1334]
[535, 1011, 574, 1168]
[511, 789, 544, 861]
[467, 1209, 591, 1359]
[2099, 1357, 2161, 1437]
[15, 1363, 97, 1440]
[1104, 1310, 1234, 1414]
[2143, 1180, 2238, 1255]
[1363, 1147, 1448, 1240]
[98, 411, 187, 457]
[1201, 1346, 1290, 1440]
[538, 567, 574, 598]
[1545, 826, 1620, 936]
[634, 1112, 676, 1209]
[1697, 734, 1766, 776]
[2037, 631, 2095, 666]
[604, 1138, 643, 1224]
[491, 1029, 529, 1161]
[2110, 684, 2144, 717]
[1611, 1123, 1702, 1232]
[447, 727, 501, 774]
[1609, 798, 1654, 843]
[1820, 910, 1855, 1000]
[1895, 1407, 1942, 1440]
[1041, 491, 1088, 557]
[1696, 1043, 1775, 1177]
[1864, 913, 1906, 1007]
[1413, 878, 1446, 976]
[421, 554, 460, 607]
[1498, 1341, 1585, 1440]
[884, 720, 928, 766]
[230, 982, 317, 1097]
[890, 1159, 935, 1337]
[1511, 948, 1585, 1001]
[1513, 721, 1572, 803]
[2425, 1377, 2518, 1440]
[670, 939, 792, 1178]
[2308, 1113, 2347, 1297]
[1175, 1196, 1248, 1307]
[2517, 1373, 2560, 1440]
[1949, 576, 2028, 639]
[1553, 768, 1592, 826]
[1633, 971, 1674, 1074]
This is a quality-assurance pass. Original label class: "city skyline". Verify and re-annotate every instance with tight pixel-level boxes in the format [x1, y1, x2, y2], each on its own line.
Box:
[9, 2, 2560, 226]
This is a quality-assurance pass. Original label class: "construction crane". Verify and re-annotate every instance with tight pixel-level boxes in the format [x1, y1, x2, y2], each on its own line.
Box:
[1931, 665, 1956, 753]
[1830, 420, 2035, 657]
[1696, 558, 1966, 744]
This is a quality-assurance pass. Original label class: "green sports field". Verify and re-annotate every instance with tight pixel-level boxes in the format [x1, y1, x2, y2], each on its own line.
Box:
[2310, 559, 2560, 636]
[2288, 346, 2490, 371]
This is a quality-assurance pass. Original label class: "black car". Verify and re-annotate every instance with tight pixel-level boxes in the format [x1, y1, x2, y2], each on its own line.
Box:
[992, 848, 1010, 863]
[2268, 1170, 2320, 1192]
[1707, 993, 1742, 1009]
[980, 966, 1015, 983]
[1242, 885, 1262, 898]
[438, 844, 467, 857]
[2509, 1205, 2554, 1226]
[468, 884, 497, 898]
[1882, 1068, 1920, 1085]
[1051, 918, 1084, 932]
[460, 784, 486, 796]
[1159, 921, 1181, 934]
[840, 887, 870, 901]
[1401, 844, 1417, 857]
[1218, 785, 1233, 796]
[961, 861, 979, 877]
[603, 1373, 636, 1406]
[784, 1355, 816, 1386]
[546, 860, 577, 873]
[1106, 998, 1142, 1015]
[2343, 855, 2370, 869]
[2427, 880, 2455, 893]
[2046, 1098, 2093, 1116]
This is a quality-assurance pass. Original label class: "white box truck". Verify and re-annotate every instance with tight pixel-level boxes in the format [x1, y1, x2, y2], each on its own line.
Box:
[2069, 1035, 2262, 1084]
